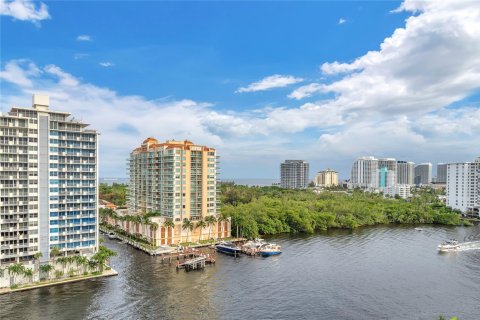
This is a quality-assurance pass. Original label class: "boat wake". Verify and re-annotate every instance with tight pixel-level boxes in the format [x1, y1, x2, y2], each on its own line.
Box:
[438, 240, 480, 253]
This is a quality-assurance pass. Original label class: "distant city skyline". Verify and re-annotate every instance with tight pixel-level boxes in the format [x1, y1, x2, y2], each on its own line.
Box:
[1, 0, 479, 179]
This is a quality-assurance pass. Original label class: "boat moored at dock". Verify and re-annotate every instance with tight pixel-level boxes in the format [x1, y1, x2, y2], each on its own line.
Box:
[241, 238, 266, 255]
[258, 243, 282, 256]
[216, 241, 242, 255]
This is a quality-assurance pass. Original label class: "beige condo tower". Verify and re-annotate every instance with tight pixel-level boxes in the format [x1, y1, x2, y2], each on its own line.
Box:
[126, 138, 230, 245]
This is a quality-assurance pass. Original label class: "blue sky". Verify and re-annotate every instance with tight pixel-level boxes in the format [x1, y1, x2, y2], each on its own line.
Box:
[1, 0, 480, 180]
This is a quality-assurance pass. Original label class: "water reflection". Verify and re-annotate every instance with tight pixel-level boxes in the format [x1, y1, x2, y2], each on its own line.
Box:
[1, 225, 479, 320]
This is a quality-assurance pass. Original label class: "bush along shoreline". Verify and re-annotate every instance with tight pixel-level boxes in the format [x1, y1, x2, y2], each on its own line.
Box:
[220, 184, 468, 239]
[0, 246, 117, 291]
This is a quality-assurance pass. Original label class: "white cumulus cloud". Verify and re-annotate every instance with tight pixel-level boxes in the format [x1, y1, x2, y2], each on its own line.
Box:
[74, 53, 89, 60]
[99, 62, 114, 67]
[288, 83, 324, 100]
[0, 59, 40, 87]
[1, 0, 480, 178]
[319, 0, 480, 117]
[76, 35, 92, 42]
[0, 0, 50, 23]
[236, 74, 303, 93]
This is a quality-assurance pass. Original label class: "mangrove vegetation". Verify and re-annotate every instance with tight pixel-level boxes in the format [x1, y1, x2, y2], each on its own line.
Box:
[220, 183, 465, 239]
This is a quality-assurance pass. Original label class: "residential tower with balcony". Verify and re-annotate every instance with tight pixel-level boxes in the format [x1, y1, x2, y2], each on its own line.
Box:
[0, 95, 98, 265]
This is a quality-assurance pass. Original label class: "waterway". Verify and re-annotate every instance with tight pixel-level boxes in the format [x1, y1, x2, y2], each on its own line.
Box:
[1, 224, 480, 320]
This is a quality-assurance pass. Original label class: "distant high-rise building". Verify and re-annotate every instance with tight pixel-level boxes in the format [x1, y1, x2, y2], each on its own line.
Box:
[350, 156, 379, 189]
[314, 169, 339, 187]
[378, 158, 397, 173]
[0, 95, 99, 264]
[396, 161, 415, 185]
[436, 163, 447, 184]
[414, 163, 432, 185]
[280, 160, 309, 189]
[446, 158, 480, 215]
[378, 158, 396, 188]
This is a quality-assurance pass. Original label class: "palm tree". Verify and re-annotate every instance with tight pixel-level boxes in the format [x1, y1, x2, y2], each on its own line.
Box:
[217, 215, 228, 239]
[143, 216, 152, 225]
[7, 263, 25, 287]
[33, 252, 43, 273]
[23, 268, 34, 283]
[123, 215, 133, 234]
[205, 215, 216, 241]
[164, 219, 175, 229]
[196, 220, 207, 242]
[143, 216, 152, 237]
[182, 219, 194, 244]
[88, 259, 99, 273]
[50, 247, 61, 264]
[39, 264, 53, 280]
[92, 246, 117, 272]
[134, 215, 142, 236]
[74, 255, 89, 275]
[150, 222, 159, 245]
[164, 219, 175, 243]
[57, 257, 68, 274]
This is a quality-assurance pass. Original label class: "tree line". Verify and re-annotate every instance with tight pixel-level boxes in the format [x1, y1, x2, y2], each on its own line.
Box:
[99, 183, 128, 206]
[220, 183, 464, 239]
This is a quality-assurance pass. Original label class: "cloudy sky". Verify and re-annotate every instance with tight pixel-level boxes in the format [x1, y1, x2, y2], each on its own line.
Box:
[1, 0, 479, 180]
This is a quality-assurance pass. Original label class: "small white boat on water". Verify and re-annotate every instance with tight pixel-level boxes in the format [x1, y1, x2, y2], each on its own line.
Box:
[437, 239, 460, 252]
[258, 243, 282, 256]
[414, 227, 424, 231]
[241, 238, 266, 254]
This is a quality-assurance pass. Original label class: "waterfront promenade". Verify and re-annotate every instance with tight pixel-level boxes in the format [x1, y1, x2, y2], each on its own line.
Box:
[100, 226, 245, 255]
[0, 268, 117, 295]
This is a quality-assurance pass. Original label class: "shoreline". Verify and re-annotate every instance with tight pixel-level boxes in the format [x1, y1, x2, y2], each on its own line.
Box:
[100, 226, 245, 255]
[0, 268, 118, 295]
[243, 221, 476, 240]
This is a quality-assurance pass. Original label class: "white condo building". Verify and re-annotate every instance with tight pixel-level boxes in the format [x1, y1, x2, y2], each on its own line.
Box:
[0, 95, 99, 265]
[397, 161, 415, 185]
[414, 163, 432, 185]
[384, 185, 412, 199]
[446, 158, 480, 215]
[436, 163, 447, 184]
[280, 160, 309, 189]
[350, 156, 379, 189]
[350, 156, 415, 199]
[378, 158, 397, 188]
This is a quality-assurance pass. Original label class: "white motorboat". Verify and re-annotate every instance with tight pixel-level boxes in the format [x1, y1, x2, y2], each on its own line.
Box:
[241, 238, 266, 254]
[258, 243, 282, 256]
[437, 239, 460, 252]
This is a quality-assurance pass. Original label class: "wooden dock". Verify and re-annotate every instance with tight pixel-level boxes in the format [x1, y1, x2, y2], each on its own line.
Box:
[176, 257, 207, 271]
[162, 248, 216, 267]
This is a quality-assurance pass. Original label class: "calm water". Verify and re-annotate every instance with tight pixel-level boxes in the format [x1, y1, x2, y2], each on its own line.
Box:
[1, 225, 480, 320]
